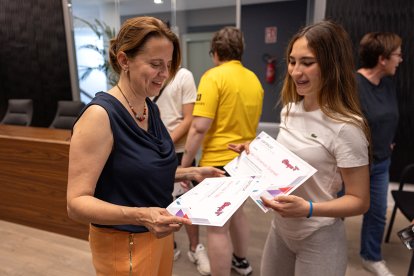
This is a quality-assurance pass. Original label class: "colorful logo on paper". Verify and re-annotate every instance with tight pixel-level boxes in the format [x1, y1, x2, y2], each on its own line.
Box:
[215, 202, 231, 216]
[282, 159, 300, 171]
[266, 186, 293, 197]
[175, 209, 189, 219]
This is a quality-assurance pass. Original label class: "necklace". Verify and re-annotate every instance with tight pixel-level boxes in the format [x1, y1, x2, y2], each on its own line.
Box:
[117, 84, 147, 122]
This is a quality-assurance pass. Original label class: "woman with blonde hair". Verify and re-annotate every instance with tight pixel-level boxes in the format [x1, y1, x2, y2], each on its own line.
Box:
[230, 20, 370, 276]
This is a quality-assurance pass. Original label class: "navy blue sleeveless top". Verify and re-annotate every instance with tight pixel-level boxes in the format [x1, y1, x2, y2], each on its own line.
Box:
[79, 92, 177, 233]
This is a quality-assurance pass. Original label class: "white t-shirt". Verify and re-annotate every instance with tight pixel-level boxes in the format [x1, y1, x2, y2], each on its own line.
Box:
[274, 101, 369, 240]
[156, 68, 197, 152]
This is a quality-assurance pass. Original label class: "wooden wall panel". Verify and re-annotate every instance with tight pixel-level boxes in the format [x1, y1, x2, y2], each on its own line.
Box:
[0, 126, 88, 240]
[0, 0, 73, 127]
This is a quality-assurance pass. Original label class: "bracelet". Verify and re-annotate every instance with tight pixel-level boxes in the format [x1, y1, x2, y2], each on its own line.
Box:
[306, 200, 313, 218]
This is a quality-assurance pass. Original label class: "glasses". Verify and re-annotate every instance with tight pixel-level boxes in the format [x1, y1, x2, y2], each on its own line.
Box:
[391, 52, 403, 58]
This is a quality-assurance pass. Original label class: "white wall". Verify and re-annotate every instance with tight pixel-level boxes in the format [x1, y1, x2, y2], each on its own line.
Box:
[312, 0, 326, 23]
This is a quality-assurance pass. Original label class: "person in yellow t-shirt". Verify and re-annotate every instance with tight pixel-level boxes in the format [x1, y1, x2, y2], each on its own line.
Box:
[181, 26, 263, 276]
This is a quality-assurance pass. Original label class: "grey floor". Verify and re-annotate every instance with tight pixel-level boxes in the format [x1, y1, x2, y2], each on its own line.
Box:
[0, 182, 412, 276]
[172, 185, 412, 276]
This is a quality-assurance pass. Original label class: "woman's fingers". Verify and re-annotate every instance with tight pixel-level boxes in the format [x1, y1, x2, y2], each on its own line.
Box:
[260, 195, 309, 217]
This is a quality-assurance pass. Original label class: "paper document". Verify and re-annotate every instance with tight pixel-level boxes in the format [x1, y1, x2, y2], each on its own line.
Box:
[224, 131, 317, 212]
[167, 131, 317, 225]
[167, 176, 261, 226]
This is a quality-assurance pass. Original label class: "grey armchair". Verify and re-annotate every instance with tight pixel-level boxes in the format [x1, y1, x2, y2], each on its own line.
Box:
[0, 99, 33, 126]
[49, 100, 85, 130]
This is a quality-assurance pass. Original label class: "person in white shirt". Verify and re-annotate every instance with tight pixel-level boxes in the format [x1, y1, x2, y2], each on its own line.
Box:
[155, 67, 211, 275]
[230, 20, 370, 276]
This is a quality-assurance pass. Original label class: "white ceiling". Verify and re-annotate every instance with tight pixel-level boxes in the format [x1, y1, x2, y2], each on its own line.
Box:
[73, 0, 291, 16]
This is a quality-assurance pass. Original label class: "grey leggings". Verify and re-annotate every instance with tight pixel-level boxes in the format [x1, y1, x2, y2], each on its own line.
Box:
[260, 218, 347, 276]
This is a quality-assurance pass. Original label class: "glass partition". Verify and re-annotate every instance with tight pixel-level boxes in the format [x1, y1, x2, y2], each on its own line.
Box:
[71, 0, 120, 103]
[118, 0, 237, 88]
[69, 0, 273, 103]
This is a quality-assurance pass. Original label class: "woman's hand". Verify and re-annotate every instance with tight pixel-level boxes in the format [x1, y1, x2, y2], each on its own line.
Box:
[140, 207, 192, 239]
[176, 167, 225, 183]
[179, 180, 192, 190]
[190, 167, 225, 183]
[261, 195, 311, 218]
[228, 141, 251, 154]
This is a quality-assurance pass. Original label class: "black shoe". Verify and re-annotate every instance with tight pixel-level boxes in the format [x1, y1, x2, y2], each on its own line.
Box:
[231, 254, 252, 275]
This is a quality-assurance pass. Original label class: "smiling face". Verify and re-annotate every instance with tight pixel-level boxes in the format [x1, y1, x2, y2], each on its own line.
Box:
[126, 36, 174, 98]
[288, 37, 321, 109]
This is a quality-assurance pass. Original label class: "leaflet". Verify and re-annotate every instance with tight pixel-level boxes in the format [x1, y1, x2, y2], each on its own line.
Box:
[167, 131, 317, 225]
[224, 131, 317, 212]
[167, 176, 261, 226]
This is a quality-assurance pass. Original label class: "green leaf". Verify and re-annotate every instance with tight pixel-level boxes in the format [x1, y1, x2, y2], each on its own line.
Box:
[74, 16, 119, 84]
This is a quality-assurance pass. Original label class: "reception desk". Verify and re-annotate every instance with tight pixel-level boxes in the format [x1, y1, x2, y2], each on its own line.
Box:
[0, 125, 89, 240]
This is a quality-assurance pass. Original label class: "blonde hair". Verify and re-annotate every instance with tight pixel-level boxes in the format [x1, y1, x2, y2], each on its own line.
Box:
[281, 20, 370, 146]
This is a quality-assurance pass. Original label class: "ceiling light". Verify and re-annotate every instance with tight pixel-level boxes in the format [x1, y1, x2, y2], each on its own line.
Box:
[154, 0, 163, 4]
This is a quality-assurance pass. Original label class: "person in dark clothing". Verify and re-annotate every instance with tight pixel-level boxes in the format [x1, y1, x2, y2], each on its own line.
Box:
[66, 16, 224, 276]
[357, 32, 403, 276]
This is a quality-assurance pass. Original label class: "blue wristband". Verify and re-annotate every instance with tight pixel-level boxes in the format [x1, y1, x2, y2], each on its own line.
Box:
[306, 200, 313, 218]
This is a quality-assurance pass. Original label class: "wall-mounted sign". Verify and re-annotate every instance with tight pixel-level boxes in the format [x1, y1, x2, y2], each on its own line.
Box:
[265, 26, 277, 44]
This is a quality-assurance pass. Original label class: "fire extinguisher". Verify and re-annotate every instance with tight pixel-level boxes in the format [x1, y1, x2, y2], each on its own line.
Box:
[263, 54, 276, 84]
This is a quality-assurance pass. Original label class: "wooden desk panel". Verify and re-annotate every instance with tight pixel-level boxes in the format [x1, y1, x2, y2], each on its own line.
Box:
[0, 124, 71, 143]
[0, 125, 88, 240]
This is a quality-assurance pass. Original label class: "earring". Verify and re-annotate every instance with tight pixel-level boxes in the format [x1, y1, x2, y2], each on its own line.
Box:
[124, 67, 128, 73]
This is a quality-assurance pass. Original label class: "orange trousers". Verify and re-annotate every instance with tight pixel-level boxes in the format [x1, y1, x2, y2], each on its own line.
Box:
[89, 225, 174, 276]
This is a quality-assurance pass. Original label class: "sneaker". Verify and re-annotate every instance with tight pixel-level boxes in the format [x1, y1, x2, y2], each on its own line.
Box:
[187, 243, 211, 275]
[231, 254, 253, 276]
[174, 241, 181, 261]
[173, 245, 181, 261]
[362, 259, 395, 276]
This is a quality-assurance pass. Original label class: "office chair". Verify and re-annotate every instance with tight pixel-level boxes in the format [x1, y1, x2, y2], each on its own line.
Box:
[49, 100, 85, 130]
[385, 163, 414, 276]
[0, 99, 33, 126]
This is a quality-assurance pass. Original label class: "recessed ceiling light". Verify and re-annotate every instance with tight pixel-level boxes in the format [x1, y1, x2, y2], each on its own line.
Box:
[154, 0, 163, 4]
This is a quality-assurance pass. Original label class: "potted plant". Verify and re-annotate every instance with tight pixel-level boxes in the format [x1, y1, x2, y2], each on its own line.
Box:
[75, 16, 118, 87]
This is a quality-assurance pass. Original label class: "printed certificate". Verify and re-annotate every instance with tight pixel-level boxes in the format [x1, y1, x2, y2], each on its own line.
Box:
[224, 131, 317, 212]
[167, 176, 261, 226]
